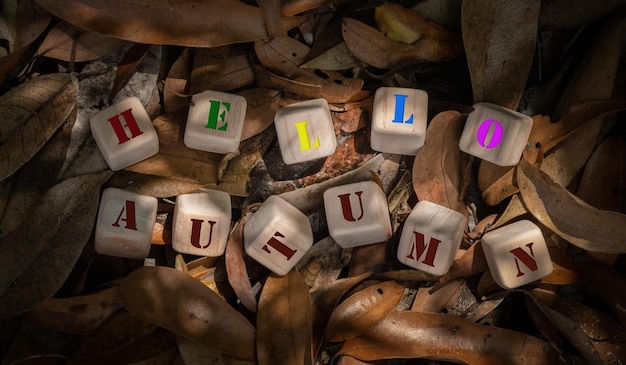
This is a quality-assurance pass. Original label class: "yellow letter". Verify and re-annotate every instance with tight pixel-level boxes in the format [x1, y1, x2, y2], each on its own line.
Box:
[294, 120, 320, 151]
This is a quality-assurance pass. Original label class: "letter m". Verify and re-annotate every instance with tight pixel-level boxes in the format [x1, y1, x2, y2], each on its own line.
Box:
[406, 231, 441, 267]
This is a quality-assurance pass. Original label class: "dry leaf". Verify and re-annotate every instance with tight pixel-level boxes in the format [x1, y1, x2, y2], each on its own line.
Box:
[255, 35, 311, 77]
[516, 158, 626, 254]
[109, 43, 152, 103]
[339, 310, 559, 364]
[0, 73, 77, 181]
[0, 170, 112, 319]
[14, 0, 51, 49]
[35, 0, 302, 47]
[114, 266, 256, 361]
[412, 279, 465, 313]
[188, 46, 230, 95]
[37, 21, 125, 62]
[440, 242, 488, 283]
[225, 215, 257, 313]
[539, 0, 626, 29]
[299, 41, 357, 71]
[257, 269, 312, 365]
[238, 88, 281, 141]
[462, 0, 541, 108]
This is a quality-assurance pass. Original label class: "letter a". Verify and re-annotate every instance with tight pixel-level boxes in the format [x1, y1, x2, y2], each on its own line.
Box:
[294, 120, 320, 151]
[338, 191, 364, 222]
[206, 100, 230, 131]
[406, 231, 441, 267]
[262, 231, 297, 260]
[112, 200, 138, 230]
[107, 108, 144, 144]
[509, 242, 538, 277]
[392, 94, 414, 124]
[189, 219, 217, 249]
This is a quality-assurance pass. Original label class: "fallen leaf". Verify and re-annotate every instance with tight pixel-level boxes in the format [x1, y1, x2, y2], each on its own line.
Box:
[412, 279, 465, 313]
[299, 41, 357, 71]
[14, 0, 50, 49]
[35, 0, 302, 47]
[114, 266, 256, 361]
[539, 0, 626, 29]
[238, 88, 281, 141]
[255, 35, 310, 77]
[440, 242, 488, 283]
[109, 43, 152, 103]
[0, 73, 77, 181]
[188, 46, 230, 95]
[257, 268, 312, 365]
[225, 215, 257, 313]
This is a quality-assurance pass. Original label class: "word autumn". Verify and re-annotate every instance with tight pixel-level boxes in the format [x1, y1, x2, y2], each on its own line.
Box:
[94, 180, 552, 289]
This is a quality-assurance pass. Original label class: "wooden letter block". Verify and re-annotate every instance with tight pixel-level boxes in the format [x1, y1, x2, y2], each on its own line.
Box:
[481, 220, 553, 289]
[172, 189, 232, 257]
[371, 87, 428, 156]
[243, 195, 313, 276]
[323, 180, 392, 248]
[90, 97, 159, 171]
[458, 102, 533, 166]
[94, 188, 158, 259]
[274, 98, 337, 164]
[397, 201, 466, 276]
[184, 90, 247, 154]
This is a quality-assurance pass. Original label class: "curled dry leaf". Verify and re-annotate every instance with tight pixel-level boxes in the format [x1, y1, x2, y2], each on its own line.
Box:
[257, 269, 312, 365]
[440, 242, 488, 283]
[238, 88, 281, 141]
[0, 170, 112, 319]
[35, 0, 302, 47]
[114, 266, 256, 361]
[254, 35, 310, 77]
[339, 310, 559, 364]
[325, 281, 405, 342]
[0, 73, 77, 181]
[225, 215, 257, 313]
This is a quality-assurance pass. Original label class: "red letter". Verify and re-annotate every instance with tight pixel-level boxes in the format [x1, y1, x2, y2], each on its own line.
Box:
[406, 231, 441, 267]
[112, 200, 138, 230]
[509, 242, 537, 277]
[262, 231, 297, 260]
[338, 191, 364, 222]
[107, 108, 144, 144]
[189, 219, 217, 249]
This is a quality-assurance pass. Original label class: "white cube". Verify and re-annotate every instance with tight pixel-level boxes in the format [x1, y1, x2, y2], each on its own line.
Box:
[481, 220, 553, 289]
[397, 201, 466, 276]
[371, 87, 428, 155]
[323, 181, 392, 248]
[458, 102, 533, 167]
[90, 97, 159, 171]
[274, 98, 337, 164]
[94, 188, 158, 259]
[184, 90, 247, 154]
[244, 195, 313, 276]
[172, 189, 232, 257]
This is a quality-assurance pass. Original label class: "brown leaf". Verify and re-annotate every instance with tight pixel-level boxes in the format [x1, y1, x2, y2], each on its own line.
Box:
[257, 0, 282, 39]
[257, 269, 312, 365]
[339, 311, 559, 364]
[539, 0, 626, 29]
[225, 215, 257, 313]
[35, 0, 302, 47]
[462, 0, 541, 108]
[412, 280, 464, 313]
[0, 73, 77, 181]
[412, 110, 468, 215]
[255, 35, 310, 77]
[0, 170, 112, 319]
[109, 43, 152, 102]
[325, 281, 405, 342]
[238, 88, 281, 141]
[106, 171, 206, 198]
[15, 0, 51, 49]
[37, 21, 125, 62]
[577, 136, 622, 211]
[440, 242, 488, 283]
[114, 266, 256, 361]
[516, 158, 626, 253]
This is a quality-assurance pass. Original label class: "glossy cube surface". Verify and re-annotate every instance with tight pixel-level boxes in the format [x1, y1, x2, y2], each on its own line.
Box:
[458, 102, 533, 166]
[184, 90, 247, 154]
[244, 195, 313, 276]
[94, 188, 158, 259]
[371, 87, 428, 155]
[323, 180, 392, 248]
[274, 98, 337, 164]
[172, 189, 232, 257]
[482, 220, 553, 289]
[90, 96, 159, 171]
[397, 200, 466, 276]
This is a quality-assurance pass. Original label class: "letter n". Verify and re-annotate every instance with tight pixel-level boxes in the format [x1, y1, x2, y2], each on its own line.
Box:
[509, 242, 538, 277]
[107, 109, 144, 144]
[338, 191, 364, 222]
[262, 231, 297, 260]
[406, 231, 440, 267]
[189, 219, 217, 249]
[112, 200, 138, 230]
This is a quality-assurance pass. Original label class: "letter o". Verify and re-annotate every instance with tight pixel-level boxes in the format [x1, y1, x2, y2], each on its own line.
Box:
[476, 119, 503, 148]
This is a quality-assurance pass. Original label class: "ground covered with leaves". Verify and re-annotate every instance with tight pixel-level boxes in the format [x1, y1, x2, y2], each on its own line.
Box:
[1, 0, 626, 364]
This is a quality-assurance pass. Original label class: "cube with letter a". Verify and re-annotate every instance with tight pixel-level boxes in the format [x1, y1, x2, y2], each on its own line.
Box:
[184, 89, 247, 154]
[481, 220, 553, 289]
[323, 180, 392, 248]
[172, 189, 232, 257]
[397, 200, 466, 276]
[458, 102, 533, 167]
[274, 98, 337, 164]
[243, 195, 313, 276]
[94, 187, 158, 259]
[90, 96, 159, 171]
[370, 87, 428, 156]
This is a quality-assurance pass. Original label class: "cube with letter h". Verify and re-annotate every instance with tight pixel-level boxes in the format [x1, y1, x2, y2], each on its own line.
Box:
[172, 189, 232, 257]
[90, 97, 159, 171]
[458, 102, 533, 167]
[94, 187, 158, 259]
[371, 87, 428, 156]
[481, 220, 553, 289]
[244, 195, 313, 276]
[397, 201, 466, 276]
[323, 180, 392, 248]
[274, 98, 337, 164]
[184, 90, 247, 154]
